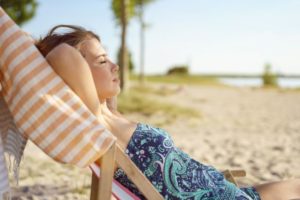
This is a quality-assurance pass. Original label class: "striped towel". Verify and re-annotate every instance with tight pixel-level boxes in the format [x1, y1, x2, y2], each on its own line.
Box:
[0, 6, 118, 199]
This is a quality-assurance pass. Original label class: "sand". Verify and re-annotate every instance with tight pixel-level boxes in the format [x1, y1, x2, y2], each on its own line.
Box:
[10, 84, 300, 199]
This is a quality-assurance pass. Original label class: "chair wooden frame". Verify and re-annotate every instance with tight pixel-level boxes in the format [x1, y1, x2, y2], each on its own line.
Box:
[222, 169, 246, 186]
[90, 142, 164, 200]
[0, 7, 246, 200]
[90, 142, 246, 200]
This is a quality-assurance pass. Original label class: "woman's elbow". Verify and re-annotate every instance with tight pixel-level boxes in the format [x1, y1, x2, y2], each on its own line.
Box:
[45, 43, 74, 64]
[45, 43, 86, 76]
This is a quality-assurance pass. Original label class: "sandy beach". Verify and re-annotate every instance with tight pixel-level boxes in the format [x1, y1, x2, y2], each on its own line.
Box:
[11, 83, 300, 199]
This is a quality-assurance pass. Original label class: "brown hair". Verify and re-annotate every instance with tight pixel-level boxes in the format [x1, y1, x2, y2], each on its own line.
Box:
[35, 25, 100, 56]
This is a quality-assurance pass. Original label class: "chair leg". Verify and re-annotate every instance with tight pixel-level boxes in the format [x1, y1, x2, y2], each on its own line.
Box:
[90, 142, 116, 200]
[90, 172, 100, 200]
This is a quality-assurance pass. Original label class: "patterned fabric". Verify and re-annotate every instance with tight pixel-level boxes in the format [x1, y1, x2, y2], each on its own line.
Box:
[240, 188, 261, 200]
[114, 123, 261, 200]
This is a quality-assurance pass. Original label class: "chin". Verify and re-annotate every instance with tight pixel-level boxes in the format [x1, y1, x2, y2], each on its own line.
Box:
[108, 88, 121, 98]
[116, 87, 121, 95]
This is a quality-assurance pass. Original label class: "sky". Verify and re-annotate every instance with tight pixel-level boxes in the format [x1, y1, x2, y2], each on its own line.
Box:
[22, 0, 300, 75]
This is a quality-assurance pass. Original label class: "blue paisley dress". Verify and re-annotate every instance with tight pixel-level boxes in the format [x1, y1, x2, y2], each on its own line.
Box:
[114, 123, 261, 200]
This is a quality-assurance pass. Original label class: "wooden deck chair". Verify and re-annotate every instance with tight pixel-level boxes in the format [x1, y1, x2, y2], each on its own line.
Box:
[0, 7, 245, 200]
[90, 144, 164, 200]
[90, 143, 246, 199]
[0, 6, 163, 200]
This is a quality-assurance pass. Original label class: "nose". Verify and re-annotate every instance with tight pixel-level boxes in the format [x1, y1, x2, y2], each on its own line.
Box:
[111, 62, 119, 73]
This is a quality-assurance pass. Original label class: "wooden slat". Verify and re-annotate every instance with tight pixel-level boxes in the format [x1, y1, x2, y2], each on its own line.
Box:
[115, 145, 163, 200]
[90, 172, 100, 200]
[222, 169, 246, 187]
[90, 142, 116, 200]
[229, 169, 246, 177]
[223, 169, 240, 186]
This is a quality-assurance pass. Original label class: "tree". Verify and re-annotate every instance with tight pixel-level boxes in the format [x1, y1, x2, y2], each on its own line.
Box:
[117, 46, 135, 73]
[111, 0, 156, 90]
[111, 0, 136, 91]
[167, 65, 189, 75]
[262, 63, 278, 87]
[134, 0, 156, 84]
[0, 0, 38, 26]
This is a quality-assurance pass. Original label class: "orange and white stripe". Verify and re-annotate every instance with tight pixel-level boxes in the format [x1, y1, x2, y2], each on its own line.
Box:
[0, 7, 116, 168]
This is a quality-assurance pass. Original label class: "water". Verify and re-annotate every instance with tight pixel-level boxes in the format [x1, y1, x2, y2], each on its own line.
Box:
[219, 77, 300, 88]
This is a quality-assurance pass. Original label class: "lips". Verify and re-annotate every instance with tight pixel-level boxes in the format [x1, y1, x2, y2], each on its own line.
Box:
[113, 77, 120, 83]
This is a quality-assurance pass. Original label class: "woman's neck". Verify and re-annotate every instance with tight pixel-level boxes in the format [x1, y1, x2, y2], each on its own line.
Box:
[92, 99, 112, 117]
[95, 99, 127, 131]
[96, 98, 137, 150]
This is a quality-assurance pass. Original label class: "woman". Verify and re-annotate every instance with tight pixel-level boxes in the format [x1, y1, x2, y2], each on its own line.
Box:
[36, 25, 300, 200]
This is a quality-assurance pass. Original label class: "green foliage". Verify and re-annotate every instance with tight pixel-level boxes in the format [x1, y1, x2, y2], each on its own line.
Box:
[134, 0, 155, 6]
[262, 63, 278, 87]
[117, 46, 135, 72]
[111, 0, 136, 25]
[134, 0, 156, 16]
[130, 84, 179, 96]
[0, 0, 38, 26]
[111, 0, 156, 25]
[167, 65, 189, 75]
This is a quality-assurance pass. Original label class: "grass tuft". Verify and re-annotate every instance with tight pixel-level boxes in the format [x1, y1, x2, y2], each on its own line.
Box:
[130, 74, 222, 86]
[118, 85, 200, 125]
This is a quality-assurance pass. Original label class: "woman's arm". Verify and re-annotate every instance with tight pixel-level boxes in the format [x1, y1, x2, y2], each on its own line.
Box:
[45, 43, 101, 116]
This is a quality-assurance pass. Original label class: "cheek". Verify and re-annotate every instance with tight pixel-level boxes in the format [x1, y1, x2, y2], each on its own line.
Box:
[91, 67, 105, 80]
[91, 69, 110, 90]
[93, 73, 109, 88]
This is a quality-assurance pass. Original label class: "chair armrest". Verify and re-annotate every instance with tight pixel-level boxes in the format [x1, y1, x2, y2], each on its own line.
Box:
[222, 169, 246, 186]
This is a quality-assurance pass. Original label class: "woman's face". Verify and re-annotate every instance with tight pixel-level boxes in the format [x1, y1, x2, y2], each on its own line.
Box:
[79, 38, 120, 101]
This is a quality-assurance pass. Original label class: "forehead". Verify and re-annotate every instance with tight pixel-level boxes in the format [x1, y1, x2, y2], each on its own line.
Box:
[80, 38, 106, 56]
